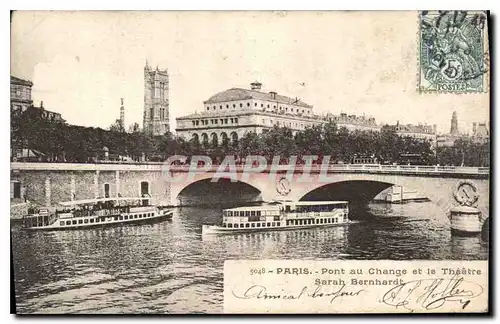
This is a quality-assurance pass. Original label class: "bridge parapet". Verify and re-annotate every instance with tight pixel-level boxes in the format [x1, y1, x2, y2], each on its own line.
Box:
[11, 162, 489, 178]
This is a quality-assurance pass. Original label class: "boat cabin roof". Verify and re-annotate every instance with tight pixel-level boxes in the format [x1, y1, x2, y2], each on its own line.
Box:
[58, 197, 148, 207]
[284, 201, 348, 206]
[224, 201, 348, 211]
[226, 205, 280, 212]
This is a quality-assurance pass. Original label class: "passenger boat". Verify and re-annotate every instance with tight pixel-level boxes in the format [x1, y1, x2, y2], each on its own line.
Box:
[202, 201, 351, 235]
[22, 197, 173, 231]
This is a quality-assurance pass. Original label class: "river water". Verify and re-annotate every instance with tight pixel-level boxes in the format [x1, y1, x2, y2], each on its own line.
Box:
[11, 201, 488, 314]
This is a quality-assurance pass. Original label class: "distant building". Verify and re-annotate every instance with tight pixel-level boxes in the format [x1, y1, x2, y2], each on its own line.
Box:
[143, 62, 170, 136]
[11, 75, 63, 162]
[386, 121, 437, 147]
[436, 134, 458, 147]
[436, 111, 475, 148]
[471, 122, 489, 144]
[10, 75, 63, 121]
[176, 82, 324, 145]
[30, 101, 63, 121]
[10, 76, 33, 112]
[325, 113, 380, 132]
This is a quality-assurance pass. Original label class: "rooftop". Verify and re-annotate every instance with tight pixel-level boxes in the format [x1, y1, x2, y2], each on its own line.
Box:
[176, 108, 324, 121]
[204, 86, 312, 108]
[327, 113, 378, 126]
[11, 75, 33, 87]
[389, 123, 436, 134]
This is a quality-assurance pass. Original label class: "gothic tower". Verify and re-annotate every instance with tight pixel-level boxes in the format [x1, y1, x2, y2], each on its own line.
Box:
[450, 111, 458, 135]
[143, 61, 170, 136]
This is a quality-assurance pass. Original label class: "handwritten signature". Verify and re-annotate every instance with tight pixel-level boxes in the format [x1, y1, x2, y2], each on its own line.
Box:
[381, 274, 484, 311]
[232, 284, 364, 304]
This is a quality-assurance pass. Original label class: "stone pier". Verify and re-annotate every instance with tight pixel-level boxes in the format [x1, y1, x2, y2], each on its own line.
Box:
[449, 205, 484, 236]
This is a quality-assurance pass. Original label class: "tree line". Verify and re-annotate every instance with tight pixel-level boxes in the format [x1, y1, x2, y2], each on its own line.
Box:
[10, 109, 489, 167]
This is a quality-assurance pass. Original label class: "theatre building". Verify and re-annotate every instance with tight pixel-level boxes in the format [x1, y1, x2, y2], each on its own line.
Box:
[175, 82, 323, 145]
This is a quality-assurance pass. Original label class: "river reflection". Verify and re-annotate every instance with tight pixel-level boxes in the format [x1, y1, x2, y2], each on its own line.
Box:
[11, 201, 488, 314]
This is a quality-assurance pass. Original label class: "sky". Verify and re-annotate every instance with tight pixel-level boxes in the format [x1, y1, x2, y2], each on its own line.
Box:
[11, 11, 489, 134]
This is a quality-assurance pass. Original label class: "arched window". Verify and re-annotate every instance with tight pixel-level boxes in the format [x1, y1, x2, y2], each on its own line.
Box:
[210, 133, 218, 146]
[230, 132, 238, 145]
[201, 133, 209, 145]
[221, 132, 229, 146]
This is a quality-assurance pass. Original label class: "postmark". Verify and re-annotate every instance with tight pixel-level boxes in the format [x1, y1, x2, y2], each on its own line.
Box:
[418, 11, 489, 93]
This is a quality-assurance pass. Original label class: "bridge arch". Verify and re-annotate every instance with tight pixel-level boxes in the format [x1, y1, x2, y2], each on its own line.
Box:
[299, 180, 394, 206]
[175, 177, 263, 207]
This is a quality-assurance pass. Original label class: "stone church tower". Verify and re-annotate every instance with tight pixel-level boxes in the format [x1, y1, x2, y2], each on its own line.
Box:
[450, 111, 458, 135]
[143, 61, 170, 136]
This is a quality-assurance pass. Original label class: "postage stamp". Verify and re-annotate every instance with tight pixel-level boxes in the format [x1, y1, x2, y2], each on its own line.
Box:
[418, 10, 489, 93]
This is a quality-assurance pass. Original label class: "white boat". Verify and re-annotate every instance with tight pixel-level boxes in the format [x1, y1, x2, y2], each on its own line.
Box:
[373, 185, 429, 203]
[22, 197, 173, 231]
[202, 201, 351, 235]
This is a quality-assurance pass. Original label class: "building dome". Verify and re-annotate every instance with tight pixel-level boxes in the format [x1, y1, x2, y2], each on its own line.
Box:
[204, 88, 253, 104]
[203, 86, 312, 108]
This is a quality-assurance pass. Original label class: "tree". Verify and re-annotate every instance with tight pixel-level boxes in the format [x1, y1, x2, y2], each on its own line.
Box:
[12, 109, 488, 167]
[128, 122, 140, 133]
[109, 119, 125, 133]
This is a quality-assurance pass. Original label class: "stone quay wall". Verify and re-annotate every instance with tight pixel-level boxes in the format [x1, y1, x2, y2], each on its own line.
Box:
[11, 163, 172, 208]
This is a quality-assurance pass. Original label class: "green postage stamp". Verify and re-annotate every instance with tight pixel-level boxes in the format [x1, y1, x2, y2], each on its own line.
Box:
[418, 10, 489, 93]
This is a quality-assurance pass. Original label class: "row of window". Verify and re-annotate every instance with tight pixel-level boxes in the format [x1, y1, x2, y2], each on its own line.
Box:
[225, 207, 348, 217]
[192, 117, 239, 127]
[225, 210, 269, 217]
[290, 204, 348, 213]
[225, 221, 281, 228]
[59, 212, 155, 226]
[189, 116, 318, 131]
[222, 216, 347, 229]
[286, 217, 343, 226]
[206, 102, 310, 115]
[263, 119, 309, 129]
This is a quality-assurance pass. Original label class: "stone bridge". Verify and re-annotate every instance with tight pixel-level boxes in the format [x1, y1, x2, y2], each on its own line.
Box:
[11, 163, 490, 222]
[169, 164, 490, 217]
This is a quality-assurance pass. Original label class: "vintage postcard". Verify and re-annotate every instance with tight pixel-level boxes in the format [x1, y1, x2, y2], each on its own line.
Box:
[10, 11, 490, 314]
